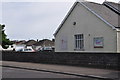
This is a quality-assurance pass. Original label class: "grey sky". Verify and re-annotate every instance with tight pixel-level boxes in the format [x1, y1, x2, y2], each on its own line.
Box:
[2, 2, 74, 40]
[1, 0, 119, 41]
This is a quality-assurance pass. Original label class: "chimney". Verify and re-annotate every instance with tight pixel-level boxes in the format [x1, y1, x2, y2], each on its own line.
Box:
[37, 39, 39, 42]
[52, 39, 55, 42]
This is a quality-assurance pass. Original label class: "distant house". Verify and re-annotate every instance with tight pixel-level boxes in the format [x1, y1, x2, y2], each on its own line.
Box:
[25, 40, 37, 50]
[33, 39, 54, 51]
[0, 45, 3, 51]
[54, 1, 120, 52]
[13, 40, 26, 51]
[0, 40, 26, 51]
[3, 45, 14, 51]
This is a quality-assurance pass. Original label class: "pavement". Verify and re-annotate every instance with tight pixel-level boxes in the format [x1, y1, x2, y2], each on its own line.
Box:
[1, 61, 120, 80]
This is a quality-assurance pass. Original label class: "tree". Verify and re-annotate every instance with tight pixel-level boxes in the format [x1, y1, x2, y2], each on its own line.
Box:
[0, 24, 12, 49]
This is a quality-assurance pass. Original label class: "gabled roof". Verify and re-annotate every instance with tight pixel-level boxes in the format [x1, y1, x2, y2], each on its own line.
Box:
[103, 2, 120, 14]
[33, 39, 54, 46]
[83, 2, 119, 28]
[54, 2, 78, 37]
[25, 40, 37, 46]
[54, 1, 120, 36]
[15, 40, 26, 45]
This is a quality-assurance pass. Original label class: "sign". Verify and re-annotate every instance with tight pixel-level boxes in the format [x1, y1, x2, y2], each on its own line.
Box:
[94, 37, 104, 48]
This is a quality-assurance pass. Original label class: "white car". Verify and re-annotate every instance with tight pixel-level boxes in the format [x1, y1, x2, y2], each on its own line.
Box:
[41, 47, 53, 52]
[18, 48, 35, 52]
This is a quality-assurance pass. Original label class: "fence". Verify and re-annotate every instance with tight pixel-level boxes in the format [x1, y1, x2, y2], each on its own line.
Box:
[2, 51, 120, 70]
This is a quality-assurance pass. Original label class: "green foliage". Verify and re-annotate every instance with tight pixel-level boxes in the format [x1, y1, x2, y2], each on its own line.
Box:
[0, 24, 12, 49]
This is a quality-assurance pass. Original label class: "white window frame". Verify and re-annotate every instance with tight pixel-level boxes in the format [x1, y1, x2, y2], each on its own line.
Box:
[74, 34, 84, 50]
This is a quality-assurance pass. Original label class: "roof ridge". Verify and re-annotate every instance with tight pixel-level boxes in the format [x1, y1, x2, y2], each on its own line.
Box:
[103, 2, 120, 15]
[104, 1, 120, 4]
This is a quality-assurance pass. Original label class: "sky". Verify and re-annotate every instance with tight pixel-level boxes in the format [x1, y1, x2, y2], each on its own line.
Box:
[1, 0, 120, 41]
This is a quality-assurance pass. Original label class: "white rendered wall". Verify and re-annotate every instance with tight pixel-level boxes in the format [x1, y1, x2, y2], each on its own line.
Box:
[55, 3, 117, 52]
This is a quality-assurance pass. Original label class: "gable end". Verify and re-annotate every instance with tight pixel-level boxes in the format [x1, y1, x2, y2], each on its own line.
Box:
[54, 2, 78, 37]
[80, 2, 117, 30]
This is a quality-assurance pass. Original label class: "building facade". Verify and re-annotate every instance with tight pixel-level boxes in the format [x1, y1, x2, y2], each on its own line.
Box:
[54, 1, 120, 52]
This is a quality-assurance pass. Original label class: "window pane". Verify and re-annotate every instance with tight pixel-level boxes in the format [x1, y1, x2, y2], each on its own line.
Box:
[75, 34, 84, 50]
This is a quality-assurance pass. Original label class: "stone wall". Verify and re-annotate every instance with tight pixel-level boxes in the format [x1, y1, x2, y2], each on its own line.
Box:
[2, 51, 120, 70]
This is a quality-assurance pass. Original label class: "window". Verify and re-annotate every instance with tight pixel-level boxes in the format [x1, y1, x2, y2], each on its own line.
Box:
[74, 34, 84, 50]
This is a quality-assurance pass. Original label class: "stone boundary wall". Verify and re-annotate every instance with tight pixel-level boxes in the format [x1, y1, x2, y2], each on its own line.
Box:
[1, 51, 120, 70]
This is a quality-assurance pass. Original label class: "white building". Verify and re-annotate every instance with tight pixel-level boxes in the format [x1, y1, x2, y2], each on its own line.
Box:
[54, 1, 120, 53]
[0, 45, 2, 51]
[0, 45, 13, 51]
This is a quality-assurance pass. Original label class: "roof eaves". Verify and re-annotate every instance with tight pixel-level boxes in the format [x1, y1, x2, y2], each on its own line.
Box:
[54, 2, 78, 37]
[116, 28, 120, 31]
[80, 2, 117, 30]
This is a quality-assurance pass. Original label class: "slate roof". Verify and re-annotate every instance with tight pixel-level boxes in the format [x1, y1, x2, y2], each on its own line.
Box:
[15, 40, 26, 45]
[33, 39, 54, 47]
[25, 40, 37, 46]
[104, 2, 120, 12]
[83, 1, 120, 28]
[54, 1, 120, 36]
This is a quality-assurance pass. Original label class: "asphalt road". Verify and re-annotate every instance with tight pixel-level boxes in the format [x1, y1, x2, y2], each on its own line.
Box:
[2, 67, 100, 80]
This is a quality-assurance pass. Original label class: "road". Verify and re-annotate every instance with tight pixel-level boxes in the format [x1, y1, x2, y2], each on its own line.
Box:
[2, 67, 100, 80]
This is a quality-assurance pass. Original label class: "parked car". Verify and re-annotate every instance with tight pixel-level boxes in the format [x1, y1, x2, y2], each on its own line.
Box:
[41, 47, 53, 52]
[37, 47, 53, 52]
[17, 48, 35, 52]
